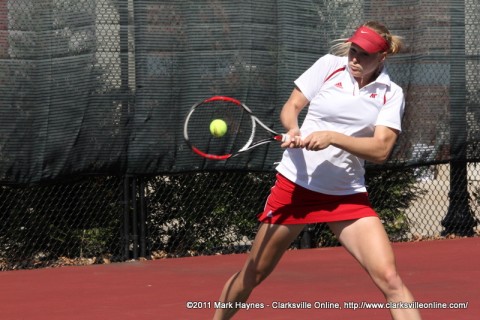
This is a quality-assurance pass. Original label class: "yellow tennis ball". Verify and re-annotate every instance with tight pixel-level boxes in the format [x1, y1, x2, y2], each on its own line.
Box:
[210, 119, 228, 137]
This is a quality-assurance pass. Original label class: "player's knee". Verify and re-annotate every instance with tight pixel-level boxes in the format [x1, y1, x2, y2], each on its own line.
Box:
[242, 263, 273, 289]
[243, 269, 269, 289]
[372, 267, 403, 293]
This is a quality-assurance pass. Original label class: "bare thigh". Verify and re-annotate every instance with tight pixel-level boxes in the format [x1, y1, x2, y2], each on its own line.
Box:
[240, 223, 306, 284]
[327, 217, 396, 274]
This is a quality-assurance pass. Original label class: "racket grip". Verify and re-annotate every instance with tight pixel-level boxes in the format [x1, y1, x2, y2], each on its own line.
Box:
[276, 134, 303, 142]
[275, 134, 289, 142]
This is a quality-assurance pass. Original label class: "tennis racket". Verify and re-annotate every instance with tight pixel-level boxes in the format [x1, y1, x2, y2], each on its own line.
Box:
[184, 96, 288, 160]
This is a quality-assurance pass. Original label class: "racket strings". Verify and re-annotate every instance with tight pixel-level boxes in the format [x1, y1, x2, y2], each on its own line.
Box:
[186, 100, 253, 157]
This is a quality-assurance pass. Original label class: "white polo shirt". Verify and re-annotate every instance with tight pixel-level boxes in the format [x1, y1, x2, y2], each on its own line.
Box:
[276, 54, 405, 195]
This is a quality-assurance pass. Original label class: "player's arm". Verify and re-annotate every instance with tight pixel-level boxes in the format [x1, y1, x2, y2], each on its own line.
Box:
[279, 87, 309, 148]
[303, 125, 399, 164]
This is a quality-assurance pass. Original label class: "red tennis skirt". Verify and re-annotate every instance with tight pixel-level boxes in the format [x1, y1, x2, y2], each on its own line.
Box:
[257, 174, 377, 224]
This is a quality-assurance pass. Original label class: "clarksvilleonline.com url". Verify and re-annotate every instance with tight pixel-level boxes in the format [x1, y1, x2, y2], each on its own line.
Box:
[344, 301, 469, 310]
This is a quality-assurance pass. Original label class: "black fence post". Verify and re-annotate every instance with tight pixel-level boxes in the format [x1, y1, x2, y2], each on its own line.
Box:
[442, 0, 477, 236]
[123, 176, 131, 260]
[139, 178, 147, 258]
[122, 175, 148, 261]
[131, 177, 139, 259]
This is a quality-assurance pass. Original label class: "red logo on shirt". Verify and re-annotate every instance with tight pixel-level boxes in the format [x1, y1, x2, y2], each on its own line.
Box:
[370, 93, 378, 99]
[335, 82, 343, 89]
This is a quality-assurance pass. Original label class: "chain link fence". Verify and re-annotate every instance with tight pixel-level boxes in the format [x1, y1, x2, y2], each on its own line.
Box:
[0, 177, 124, 270]
[1, 164, 479, 270]
[1, 1, 479, 271]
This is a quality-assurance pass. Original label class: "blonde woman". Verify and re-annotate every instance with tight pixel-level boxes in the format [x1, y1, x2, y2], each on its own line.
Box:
[213, 21, 421, 320]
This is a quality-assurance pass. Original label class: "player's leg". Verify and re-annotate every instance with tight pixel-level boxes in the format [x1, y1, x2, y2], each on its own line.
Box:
[328, 217, 422, 320]
[213, 222, 305, 320]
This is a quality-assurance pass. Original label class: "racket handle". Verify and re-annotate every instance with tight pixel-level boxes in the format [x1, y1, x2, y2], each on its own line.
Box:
[275, 134, 305, 142]
[274, 134, 289, 142]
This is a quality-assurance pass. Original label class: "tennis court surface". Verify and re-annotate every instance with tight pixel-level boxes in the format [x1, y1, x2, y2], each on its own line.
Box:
[1, 237, 478, 320]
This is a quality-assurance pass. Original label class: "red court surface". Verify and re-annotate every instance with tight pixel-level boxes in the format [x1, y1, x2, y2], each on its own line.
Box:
[0, 237, 478, 320]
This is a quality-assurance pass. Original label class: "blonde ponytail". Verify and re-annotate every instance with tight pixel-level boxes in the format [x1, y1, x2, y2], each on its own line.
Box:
[388, 34, 404, 54]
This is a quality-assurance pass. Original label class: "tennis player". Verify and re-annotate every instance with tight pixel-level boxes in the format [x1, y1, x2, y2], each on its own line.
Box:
[213, 21, 422, 320]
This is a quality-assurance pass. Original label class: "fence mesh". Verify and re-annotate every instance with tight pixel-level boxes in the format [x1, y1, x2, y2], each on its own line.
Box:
[1, 164, 479, 270]
[0, 177, 124, 270]
[0, 0, 480, 270]
[1, 0, 480, 183]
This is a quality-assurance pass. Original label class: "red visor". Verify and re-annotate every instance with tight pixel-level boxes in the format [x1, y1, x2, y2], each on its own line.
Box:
[347, 26, 389, 54]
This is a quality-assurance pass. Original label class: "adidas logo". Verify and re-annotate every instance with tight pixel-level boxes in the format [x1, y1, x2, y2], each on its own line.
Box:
[335, 82, 343, 89]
